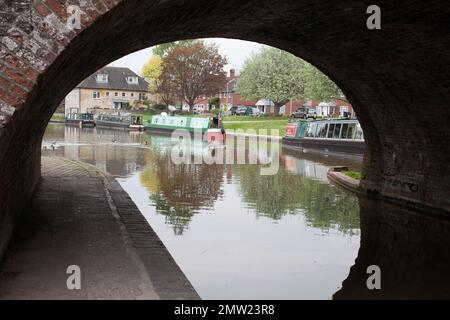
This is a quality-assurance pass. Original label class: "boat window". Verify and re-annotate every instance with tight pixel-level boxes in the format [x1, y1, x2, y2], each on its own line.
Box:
[342, 123, 356, 139]
[305, 123, 317, 137]
[333, 123, 342, 139]
[340, 124, 349, 139]
[355, 124, 364, 140]
[317, 123, 328, 138]
[327, 124, 335, 138]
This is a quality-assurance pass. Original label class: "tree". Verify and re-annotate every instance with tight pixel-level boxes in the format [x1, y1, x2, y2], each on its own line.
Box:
[304, 64, 344, 102]
[236, 47, 307, 110]
[161, 41, 228, 111]
[141, 55, 176, 108]
[208, 97, 220, 110]
[236, 47, 345, 108]
[152, 40, 197, 58]
[141, 55, 163, 92]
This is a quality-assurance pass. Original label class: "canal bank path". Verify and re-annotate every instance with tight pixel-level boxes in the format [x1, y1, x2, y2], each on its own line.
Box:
[0, 157, 199, 300]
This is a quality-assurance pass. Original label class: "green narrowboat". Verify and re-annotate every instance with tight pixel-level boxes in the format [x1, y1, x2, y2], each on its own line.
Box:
[95, 113, 145, 131]
[65, 112, 95, 127]
[282, 119, 365, 155]
[146, 115, 225, 140]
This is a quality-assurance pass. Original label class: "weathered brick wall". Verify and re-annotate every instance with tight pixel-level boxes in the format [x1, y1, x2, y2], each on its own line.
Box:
[0, 0, 449, 259]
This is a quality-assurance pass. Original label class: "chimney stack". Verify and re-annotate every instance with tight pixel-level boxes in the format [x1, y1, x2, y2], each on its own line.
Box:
[229, 68, 235, 80]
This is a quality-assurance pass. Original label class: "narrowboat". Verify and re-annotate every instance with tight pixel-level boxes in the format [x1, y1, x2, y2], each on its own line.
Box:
[65, 112, 95, 127]
[282, 119, 365, 155]
[95, 113, 145, 131]
[146, 115, 226, 141]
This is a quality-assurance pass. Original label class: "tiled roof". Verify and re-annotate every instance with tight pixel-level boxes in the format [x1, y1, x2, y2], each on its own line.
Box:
[76, 66, 149, 92]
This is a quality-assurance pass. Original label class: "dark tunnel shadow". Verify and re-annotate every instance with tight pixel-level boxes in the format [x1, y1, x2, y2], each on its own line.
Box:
[334, 197, 450, 299]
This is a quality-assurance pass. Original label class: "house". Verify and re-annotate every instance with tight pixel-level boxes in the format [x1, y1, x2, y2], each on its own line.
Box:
[192, 68, 257, 112]
[64, 66, 151, 114]
[316, 99, 355, 117]
[282, 98, 355, 117]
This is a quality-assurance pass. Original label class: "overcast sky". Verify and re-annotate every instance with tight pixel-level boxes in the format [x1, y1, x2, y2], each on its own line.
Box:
[109, 38, 266, 76]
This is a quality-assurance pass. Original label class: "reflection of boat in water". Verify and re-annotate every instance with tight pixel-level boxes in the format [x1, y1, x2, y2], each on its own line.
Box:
[65, 112, 95, 127]
[282, 119, 364, 155]
[95, 112, 144, 131]
[146, 115, 226, 142]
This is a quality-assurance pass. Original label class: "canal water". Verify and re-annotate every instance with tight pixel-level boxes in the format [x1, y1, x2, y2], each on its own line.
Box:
[42, 124, 363, 299]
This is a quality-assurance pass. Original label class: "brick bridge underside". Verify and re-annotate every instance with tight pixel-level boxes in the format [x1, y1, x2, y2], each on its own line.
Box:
[0, 0, 449, 259]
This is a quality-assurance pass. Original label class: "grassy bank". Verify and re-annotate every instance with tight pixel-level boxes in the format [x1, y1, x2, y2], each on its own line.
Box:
[343, 171, 362, 180]
[224, 120, 288, 136]
[50, 114, 65, 121]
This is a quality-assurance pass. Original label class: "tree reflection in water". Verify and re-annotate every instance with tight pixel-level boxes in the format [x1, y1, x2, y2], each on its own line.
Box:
[140, 135, 359, 236]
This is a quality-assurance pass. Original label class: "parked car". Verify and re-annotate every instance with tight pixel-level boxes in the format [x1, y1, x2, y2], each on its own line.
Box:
[291, 107, 317, 119]
[235, 106, 261, 116]
[227, 106, 239, 115]
[235, 106, 251, 116]
[251, 107, 262, 116]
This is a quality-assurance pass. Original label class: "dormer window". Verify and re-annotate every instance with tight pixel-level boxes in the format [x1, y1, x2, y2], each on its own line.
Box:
[96, 74, 108, 83]
[126, 76, 139, 85]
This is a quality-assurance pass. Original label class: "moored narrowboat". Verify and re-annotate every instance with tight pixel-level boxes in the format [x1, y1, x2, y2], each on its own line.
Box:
[65, 112, 95, 127]
[146, 115, 226, 142]
[282, 119, 365, 155]
[95, 113, 145, 131]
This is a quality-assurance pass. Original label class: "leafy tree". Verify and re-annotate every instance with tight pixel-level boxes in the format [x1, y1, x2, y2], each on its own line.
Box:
[141, 55, 177, 108]
[152, 40, 198, 58]
[236, 47, 307, 109]
[208, 96, 220, 110]
[161, 41, 228, 111]
[141, 55, 163, 92]
[236, 47, 345, 107]
[304, 64, 344, 102]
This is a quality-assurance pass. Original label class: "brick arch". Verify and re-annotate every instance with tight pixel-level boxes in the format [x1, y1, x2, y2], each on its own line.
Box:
[0, 0, 449, 257]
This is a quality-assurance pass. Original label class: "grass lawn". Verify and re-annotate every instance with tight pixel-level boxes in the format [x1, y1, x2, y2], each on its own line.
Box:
[224, 120, 288, 136]
[343, 171, 362, 180]
[50, 114, 65, 121]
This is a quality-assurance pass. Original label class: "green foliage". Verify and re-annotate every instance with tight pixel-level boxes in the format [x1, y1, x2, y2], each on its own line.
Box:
[236, 47, 307, 106]
[210, 108, 220, 116]
[208, 96, 220, 110]
[235, 165, 360, 235]
[304, 64, 344, 101]
[152, 40, 198, 57]
[141, 55, 163, 93]
[152, 104, 167, 111]
[236, 47, 345, 105]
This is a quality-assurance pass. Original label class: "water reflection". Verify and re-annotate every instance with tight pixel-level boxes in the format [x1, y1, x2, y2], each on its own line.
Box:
[336, 198, 450, 299]
[42, 124, 450, 299]
[43, 124, 361, 299]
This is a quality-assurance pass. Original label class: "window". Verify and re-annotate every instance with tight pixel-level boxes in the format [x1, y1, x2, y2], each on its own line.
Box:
[92, 91, 100, 99]
[305, 123, 318, 137]
[115, 92, 118, 97]
[340, 106, 348, 116]
[355, 124, 364, 140]
[341, 123, 356, 139]
[333, 123, 342, 139]
[317, 123, 328, 138]
[122, 92, 126, 97]
[139, 93, 146, 101]
[126, 76, 139, 84]
[131, 93, 134, 97]
[96, 74, 108, 83]
[327, 124, 335, 138]
[106, 92, 109, 97]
